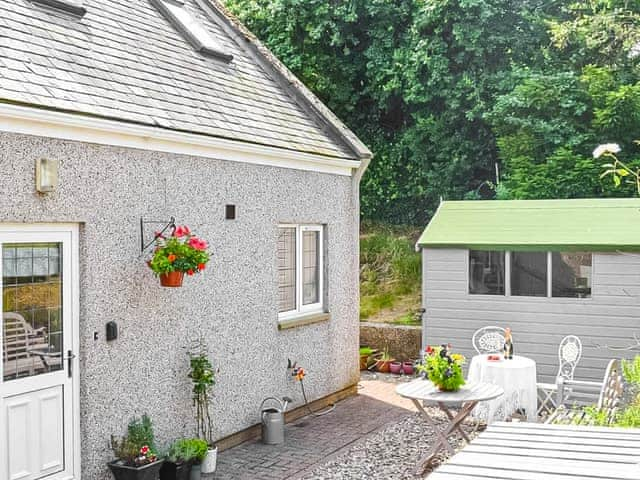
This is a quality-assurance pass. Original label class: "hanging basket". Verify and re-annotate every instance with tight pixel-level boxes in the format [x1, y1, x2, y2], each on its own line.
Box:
[159, 271, 184, 287]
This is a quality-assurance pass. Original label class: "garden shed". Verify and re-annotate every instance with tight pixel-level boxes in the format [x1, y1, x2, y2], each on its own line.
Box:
[0, 1, 371, 479]
[418, 198, 640, 384]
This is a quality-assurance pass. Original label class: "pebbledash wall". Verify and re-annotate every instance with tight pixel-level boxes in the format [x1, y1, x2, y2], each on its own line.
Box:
[0, 131, 360, 479]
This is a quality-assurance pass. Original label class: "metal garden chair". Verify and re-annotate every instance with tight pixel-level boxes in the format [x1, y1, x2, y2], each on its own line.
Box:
[546, 358, 624, 426]
[537, 335, 582, 416]
[472, 326, 506, 355]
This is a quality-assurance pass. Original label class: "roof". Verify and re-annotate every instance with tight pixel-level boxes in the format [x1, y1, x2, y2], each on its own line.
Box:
[0, 0, 371, 162]
[417, 198, 640, 252]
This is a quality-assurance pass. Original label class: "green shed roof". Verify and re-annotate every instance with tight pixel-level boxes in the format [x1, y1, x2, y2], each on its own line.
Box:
[417, 198, 640, 252]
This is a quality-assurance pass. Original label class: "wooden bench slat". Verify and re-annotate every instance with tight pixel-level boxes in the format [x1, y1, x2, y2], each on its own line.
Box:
[472, 438, 640, 456]
[436, 464, 611, 480]
[465, 444, 639, 464]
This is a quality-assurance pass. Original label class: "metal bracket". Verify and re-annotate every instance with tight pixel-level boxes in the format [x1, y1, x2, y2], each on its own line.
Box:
[140, 216, 176, 252]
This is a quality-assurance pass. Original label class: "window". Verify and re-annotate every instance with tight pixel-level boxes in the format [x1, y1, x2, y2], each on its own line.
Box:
[511, 252, 547, 297]
[152, 0, 233, 62]
[278, 225, 323, 317]
[469, 250, 592, 299]
[469, 251, 505, 295]
[552, 252, 592, 298]
[31, 0, 86, 16]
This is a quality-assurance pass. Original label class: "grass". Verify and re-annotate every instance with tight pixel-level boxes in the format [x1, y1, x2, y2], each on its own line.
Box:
[360, 223, 422, 325]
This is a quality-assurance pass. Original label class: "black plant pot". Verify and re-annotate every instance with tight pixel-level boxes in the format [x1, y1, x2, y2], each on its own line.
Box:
[160, 461, 193, 480]
[108, 459, 164, 480]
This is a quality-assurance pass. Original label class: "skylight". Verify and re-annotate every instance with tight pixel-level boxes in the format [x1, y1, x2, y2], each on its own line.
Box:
[152, 0, 233, 63]
[31, 0, 86, 16]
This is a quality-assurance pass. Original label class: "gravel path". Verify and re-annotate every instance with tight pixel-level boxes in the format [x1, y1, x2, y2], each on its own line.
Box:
[299, 408, 481, 480]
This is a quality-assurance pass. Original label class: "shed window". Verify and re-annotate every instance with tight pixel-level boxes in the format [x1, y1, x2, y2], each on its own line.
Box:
[511, 252, 547, 297]
[278, 225, 324, 317]
[552, 252, 592, 298]
[469, 251, 505, 295]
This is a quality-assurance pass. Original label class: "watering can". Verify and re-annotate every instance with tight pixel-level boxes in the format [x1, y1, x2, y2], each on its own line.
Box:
[260, 396, 291, 445]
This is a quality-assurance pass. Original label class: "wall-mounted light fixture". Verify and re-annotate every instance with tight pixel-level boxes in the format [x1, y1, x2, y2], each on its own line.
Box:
[35, 158, 59, 193]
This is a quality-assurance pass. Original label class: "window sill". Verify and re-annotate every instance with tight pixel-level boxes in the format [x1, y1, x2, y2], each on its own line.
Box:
[278, 312, 330, 330]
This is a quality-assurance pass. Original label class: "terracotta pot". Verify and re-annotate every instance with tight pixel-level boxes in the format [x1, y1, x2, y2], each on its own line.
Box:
[402, 362, 414, 375]
[389, 361, 402, 374]
[375, 359, 394, 373]
[359, 354, 369, 371]
[160, 271, 184, 287]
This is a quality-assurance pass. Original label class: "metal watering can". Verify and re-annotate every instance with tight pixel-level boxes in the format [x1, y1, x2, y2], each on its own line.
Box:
[260, 396, 291, 445]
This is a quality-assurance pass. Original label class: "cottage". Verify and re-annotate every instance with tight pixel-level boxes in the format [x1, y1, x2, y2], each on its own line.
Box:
[418, 199, 640, 384]
[0, 1, 371, 479]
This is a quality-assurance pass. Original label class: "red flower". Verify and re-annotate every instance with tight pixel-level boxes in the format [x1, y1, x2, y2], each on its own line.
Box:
[167, 254, 177, 263]
[188, 237, 208, 251]
[174, 225, 190, 237]
[140, 445, 150, 456]
[187, 269, 194, 276]
[425, 345, 433, 354]
[197, 263, 206, 271]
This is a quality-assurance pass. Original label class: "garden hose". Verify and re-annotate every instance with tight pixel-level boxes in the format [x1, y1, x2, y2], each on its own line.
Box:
[299, 378, 335, 417]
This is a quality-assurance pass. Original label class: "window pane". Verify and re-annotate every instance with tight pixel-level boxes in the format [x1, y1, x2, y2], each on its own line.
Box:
[469, 251, 505, 295]
[552, 252, 592, 298]
[511, 252, 547, 297]
[277, 228, 296, 313]
[302, 231, 320, 305]
[3, 243, 63, 382]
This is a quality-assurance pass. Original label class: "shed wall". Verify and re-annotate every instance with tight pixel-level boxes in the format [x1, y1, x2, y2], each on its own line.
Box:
[0, 132, 359, 479]
[422, 248, 640, 384]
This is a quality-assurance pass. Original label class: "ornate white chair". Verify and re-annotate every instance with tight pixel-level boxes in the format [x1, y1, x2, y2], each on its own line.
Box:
[537, 335, 582, 416]
[472, 326, 506, 355]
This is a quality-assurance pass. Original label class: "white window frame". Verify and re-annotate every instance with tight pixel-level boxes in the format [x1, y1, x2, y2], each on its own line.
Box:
[467, 250, 592, 299]
[278, 224, 324, 319]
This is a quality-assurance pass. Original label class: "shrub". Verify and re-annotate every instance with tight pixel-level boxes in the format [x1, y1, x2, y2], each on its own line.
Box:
[167, 438, 209, 464]
[111, 415, 158, 466]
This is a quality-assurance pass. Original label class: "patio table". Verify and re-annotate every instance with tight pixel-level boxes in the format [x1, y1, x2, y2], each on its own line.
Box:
[468, 354, 537, 422]
[396, 379, 503, 473]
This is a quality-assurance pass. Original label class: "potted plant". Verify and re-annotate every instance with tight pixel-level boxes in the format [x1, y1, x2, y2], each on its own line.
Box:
[402, 361, 415, 375]
[148, 225, 210, 287]
[188, 338, 218, 475]
[359, 346, 375, 370]
[109, 415, 163, 480]
[389, 361, 403, 374]
[374, 346, 395, 373]
[160, 438, 208, 480]
[417, 344, 466, 391]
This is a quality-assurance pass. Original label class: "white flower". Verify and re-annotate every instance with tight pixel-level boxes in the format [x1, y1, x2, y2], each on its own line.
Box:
[593, 143, 621, 158]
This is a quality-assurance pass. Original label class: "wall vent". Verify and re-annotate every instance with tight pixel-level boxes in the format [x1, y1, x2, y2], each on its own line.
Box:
[31, 0, 86, 16]
[152, 0, 233, 63]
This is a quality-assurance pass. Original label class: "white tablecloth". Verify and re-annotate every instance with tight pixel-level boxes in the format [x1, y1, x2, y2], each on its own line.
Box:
[467, 354, 537, 423]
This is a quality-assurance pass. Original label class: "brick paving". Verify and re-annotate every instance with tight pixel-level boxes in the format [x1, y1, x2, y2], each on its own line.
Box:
[209, 374, 416, 480]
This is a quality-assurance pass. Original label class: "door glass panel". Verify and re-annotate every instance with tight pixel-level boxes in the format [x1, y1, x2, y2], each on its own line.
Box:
[3, 243, 63, 381]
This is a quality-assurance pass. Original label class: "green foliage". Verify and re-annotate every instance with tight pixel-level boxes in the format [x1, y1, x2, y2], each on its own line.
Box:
[417, 346, 465, 391]
[167, 438, 209, 464]
[622, 356, 640, 385]
[188, 339, 216, 445]
[111, 415, 157, 466]
[148, 227, 209, 276]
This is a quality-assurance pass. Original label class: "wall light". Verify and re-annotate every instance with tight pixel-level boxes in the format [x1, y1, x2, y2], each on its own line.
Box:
[35, 158, 59, 193]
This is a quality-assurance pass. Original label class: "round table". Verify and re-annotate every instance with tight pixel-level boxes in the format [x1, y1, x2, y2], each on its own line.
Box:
[396, 379, 504, 472]
[467, 354, 537, 423]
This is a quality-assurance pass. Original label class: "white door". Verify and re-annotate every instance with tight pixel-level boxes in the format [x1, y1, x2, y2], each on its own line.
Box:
[0, 226, 79, 480]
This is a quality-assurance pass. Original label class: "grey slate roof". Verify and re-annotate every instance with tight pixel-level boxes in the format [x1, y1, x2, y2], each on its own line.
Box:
[0, 0, 371, 161]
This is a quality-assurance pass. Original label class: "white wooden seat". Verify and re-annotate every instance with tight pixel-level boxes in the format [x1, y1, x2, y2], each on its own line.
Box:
[3, 312, 56, 379]
[546, 358, 624, 426]
[537, 335, 582, 416]
[471, 326, 505, 355]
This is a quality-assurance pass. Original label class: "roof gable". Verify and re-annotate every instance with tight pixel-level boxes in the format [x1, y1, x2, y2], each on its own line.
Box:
[0, 0, 370, 162]
[418, 199, 640, 251]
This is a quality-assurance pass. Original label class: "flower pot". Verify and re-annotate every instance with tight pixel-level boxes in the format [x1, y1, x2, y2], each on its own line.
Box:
[200, 446, 217, 474]
[189, 464, 201, 480]
[359, 354, 369, 370]
[437, 385, 460, 392]
[402, 361, 414, 375]
[160, 461, 192, 480]
[375, 359, 394, 373]
[108, 459, 164, 480]
[389, 361, 403, 374]
[159, 271, 184, 287]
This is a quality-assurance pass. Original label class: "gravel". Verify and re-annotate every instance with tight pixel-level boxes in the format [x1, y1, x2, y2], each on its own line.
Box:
[300, 407, 482, 480]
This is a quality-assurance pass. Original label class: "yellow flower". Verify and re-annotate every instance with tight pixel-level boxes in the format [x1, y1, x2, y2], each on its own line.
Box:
[451, 354, 465, 362]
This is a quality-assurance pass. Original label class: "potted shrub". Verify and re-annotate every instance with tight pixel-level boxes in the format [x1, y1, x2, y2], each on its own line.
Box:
[160, 438, 208, 480]
[188, 339, 218, 474]
[109, 415, 163, 480]
[148, 225, 210, 287]
[359, 346, 375, 370]
[389, 361, 403, 374]
[374, 346, 395, 373]
[402, 361, 414, 375]
[417, 344, 466, 391]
